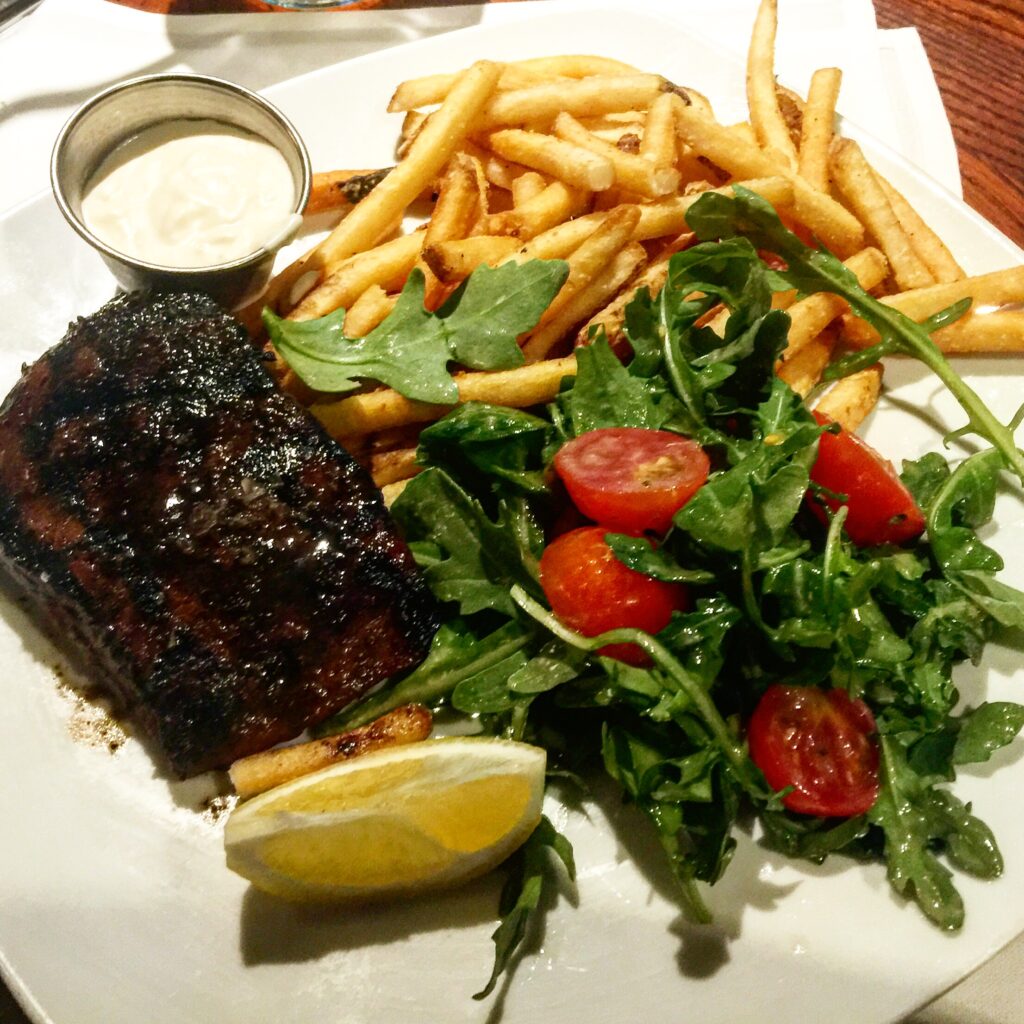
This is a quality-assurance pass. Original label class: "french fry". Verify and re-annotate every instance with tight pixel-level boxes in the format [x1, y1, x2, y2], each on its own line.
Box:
[512, 170, 548, 207]
[288, 231, 423, 321]
[539, 205, 641, 324]
[933, 311, 1024, 353]
[476, 74, 665, 130]
[522, 242, 647, 361]
[387, 63, 546, 113]
[830, 138, 933, 290]
[304, 169, 383, 216]
[671, 97, 864, 254]
[640, 91, 680, 169]
[746, 0, 799, 167]
[410, 154, 482, 302]
[813, 365, 883, 433]
[876, 175, 965, 283]
[577, 254, 671, 350]
[553, 112, 681, 198]
[774, 84, 805, 151]
[371, 447, 421, 487]
[229, 705, 433, 800]
[343, 284, 398, 337]
[777, 329, 837, 397]
[487, 129, 616, 191]
[396, 110, 428, 161]
[260, 60, 503, 318]
[798, 68, 842, 192]
[463, 140, 535, 191]
[381, 480, 410, 508]
[423, 235, 520, 282]
[506, 180, 590, 240]
[841, 266, 1024, 345]
[779, 247, 889, 360]
[514, 55, 640, 78]
[313, 356, 578, 438]
[512, 178, 792, 263]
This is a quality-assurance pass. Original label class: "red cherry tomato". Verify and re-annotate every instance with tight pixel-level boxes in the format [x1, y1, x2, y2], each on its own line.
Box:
[539, 526, 688, 665]
[808, 412, 925, 546]
[553, 428, 710, 535]
[748, 684, 880, 817]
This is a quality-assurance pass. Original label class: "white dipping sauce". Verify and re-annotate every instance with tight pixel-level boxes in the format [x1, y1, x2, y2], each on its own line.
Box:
[81, 119, 297, 269]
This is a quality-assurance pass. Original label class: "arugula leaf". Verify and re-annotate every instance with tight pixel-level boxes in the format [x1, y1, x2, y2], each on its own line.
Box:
[439, 260, 568, 369]
[686, 187, 1024, 484]
[868, 734, 1007, 929]
[265, 272, 453, 402]
[952, 702, 1024, 765]
[559, 337, 678, 435]
[391, 468, 543, 615]
[475, 816, 576, 1000]
[265, 260, 566, 403]
[417, 403, 550, 497]
[605, 534, 715, 584]
[315, 619, 530, 733]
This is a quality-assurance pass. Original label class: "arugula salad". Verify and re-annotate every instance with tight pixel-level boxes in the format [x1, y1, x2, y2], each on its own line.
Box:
[277, 188, 1024, 995]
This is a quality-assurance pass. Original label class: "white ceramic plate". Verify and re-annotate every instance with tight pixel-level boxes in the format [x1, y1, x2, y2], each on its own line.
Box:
[1, 9, 1023, 1024]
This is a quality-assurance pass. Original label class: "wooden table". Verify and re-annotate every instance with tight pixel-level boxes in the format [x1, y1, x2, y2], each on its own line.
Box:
[874, 0, 1024, 246]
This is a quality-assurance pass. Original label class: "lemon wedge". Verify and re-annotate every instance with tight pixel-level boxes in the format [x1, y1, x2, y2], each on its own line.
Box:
[224, 737, 546, 902]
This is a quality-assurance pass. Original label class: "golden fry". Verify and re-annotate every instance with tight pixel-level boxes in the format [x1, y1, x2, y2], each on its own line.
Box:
[876, 175, 965, 283]
[553, 112, 680, 198]
[812, 365, 883, 433]
[289, 232, 423, 322]
[540, 205, 641, 325]
[263, 60, 503, 317]
[488, 129, 616, 191]
[229, 705, 433, 799]
[746, 0, 799, 167]
[780, 247, 888, 360]
[933, 311, 1024, 354]
[371, 447, 421, 487]
[639, 91, 679, 168]
[798, 68, 842, 192]
[522, 242, 646, 362]
[512, 170, 548, 207]
[506, 181, 590, 240]
[842, 266, 1024, 345]
[312, 356, 578, 438]
[671, 97, 863, 254]
[423, 235, 520, 283]
[777, 330, 837, 397]
[343, 284, 397, 337]
[477, 74, 665, 130]
[830, 138, 933, 289]
[304, 169, 382, 216]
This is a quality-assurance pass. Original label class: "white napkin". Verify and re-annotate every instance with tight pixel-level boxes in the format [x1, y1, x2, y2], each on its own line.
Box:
[0, 0, 959, 215]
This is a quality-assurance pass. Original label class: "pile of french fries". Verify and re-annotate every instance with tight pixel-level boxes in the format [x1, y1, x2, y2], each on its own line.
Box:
[248, 0, 1024, 504]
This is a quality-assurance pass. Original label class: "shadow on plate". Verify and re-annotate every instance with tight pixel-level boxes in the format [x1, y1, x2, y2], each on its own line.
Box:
[238, 870, 502, 967]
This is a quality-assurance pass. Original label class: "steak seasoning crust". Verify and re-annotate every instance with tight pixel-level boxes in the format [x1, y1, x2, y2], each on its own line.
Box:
[0, 291, 439, 776]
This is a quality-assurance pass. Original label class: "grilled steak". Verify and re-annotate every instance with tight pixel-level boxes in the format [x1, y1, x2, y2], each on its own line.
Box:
[0, 290, 439, 776]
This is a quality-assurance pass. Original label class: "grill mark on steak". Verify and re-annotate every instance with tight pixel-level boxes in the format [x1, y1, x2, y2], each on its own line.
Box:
[0, 290, 440, 776]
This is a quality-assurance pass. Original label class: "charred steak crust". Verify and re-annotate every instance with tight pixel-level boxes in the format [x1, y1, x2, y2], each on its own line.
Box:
[0, 291, 439, 776]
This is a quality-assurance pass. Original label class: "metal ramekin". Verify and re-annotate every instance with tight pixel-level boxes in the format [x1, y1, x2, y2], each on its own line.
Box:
[51, 73, 311, 309]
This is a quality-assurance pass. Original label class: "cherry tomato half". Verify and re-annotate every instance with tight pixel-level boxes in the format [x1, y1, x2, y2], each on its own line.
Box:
[554, 428, 710, 535]
[539, 526, 688, 665]
[748, 684, 880, 817]
[808, 412, 925, 547]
